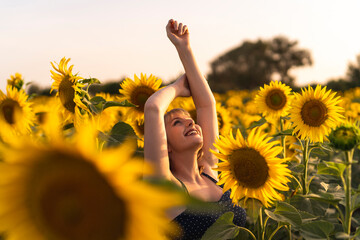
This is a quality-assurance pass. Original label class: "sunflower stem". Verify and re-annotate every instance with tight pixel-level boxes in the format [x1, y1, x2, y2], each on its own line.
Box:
[343, 149, 353, 235]
[268, 224, 284, 240]
[258, 206, 264, 240]
[280, 117, 286, 159]
[302, 139, 310, 195]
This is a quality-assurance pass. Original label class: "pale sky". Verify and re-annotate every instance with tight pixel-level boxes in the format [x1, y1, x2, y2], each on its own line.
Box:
[1, 0, 360, 92]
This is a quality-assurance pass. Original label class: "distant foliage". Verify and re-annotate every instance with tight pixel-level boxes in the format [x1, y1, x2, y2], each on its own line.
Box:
[207, 36, 312, 92]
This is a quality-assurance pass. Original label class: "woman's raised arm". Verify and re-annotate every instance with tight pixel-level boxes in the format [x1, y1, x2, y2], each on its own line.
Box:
[144, 74, 190, 181]
[166, 19, 219, 178]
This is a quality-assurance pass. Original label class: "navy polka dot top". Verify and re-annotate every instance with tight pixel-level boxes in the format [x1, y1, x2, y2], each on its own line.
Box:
[170, 172, 246, 240]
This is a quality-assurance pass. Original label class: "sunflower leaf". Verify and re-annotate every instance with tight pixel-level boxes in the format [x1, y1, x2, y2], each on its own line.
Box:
[79, 78, 101, 85]
[303, 193, 342, 206]
[299, 220, 334, 239]
[90, 96, 106, 105]
[105, 121, 137, 148]
[201, 212, 240, 240]
[103, 100, 136, 110]
[317, 161, 346, 178]
[247, 117, 267, 130]
[264, 201, 302, 228]
[272, 129, 293, 137]
[351, 192, 360, 212]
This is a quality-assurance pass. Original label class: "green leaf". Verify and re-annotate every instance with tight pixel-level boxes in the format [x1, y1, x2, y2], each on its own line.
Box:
[300, 220, 334, 239]
[351, 193, 360, 212]
[317, 161, 346, 178]
[304, 193, 341, 206]
[201, 212, 239, 240]
[272, 129, 293, 137]
[105, 121, 137, 148]
[247, 117, 267, 130]
[103, 99, 136, 109]
[90, 96, 106, 105]
[79, 78, 101, 84]
[264, 201, 302, 228]
[298, 210, 318, 223]
[290, 195, 329, 217]
[239, 198, 262, 223]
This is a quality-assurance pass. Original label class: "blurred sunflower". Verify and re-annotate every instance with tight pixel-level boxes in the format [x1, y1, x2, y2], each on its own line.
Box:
[119, 73, 162, 122]
[216, 102, 232, 136]
[289, 85, 344, 143]
[7, 72, 24, 90]
[328, 119, 360, 151]
[127, 118, 145, 148]
[0, 86, 34, 140]
[211, 128, 291, 208]
[50, 57, 87, 122]
[177, 97, 197, 122]
[0, 121, 182, 240]
[254, 81, 293, 121]
[94, 93, 122, 132]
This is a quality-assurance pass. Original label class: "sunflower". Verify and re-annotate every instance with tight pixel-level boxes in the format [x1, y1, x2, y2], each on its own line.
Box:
[289, 85, 344, 143]
[177, 97, 197, 122]
[127, 118, 145, 148]
[119, 73, 162, 122]
[7, 72, 24, 90]
[216, 102, 232, 136]
[93, 93, 123, 133]
[254, 81, 293, 121]
[50, 57, 87, 122]
[0, 121, 182, 240]
[328, 119, 360, 151]
[211, 128, 291, 208]
[0, 86, 35, 141]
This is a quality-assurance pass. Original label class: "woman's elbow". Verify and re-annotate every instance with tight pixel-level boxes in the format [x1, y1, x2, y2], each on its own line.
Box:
[144, 101, 161, 113]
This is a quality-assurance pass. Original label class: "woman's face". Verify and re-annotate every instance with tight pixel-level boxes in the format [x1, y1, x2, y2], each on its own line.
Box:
[165, 111, 203, 153]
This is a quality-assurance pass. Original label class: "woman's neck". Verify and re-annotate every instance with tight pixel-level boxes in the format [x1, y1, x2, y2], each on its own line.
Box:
[170, 149, 201, 182]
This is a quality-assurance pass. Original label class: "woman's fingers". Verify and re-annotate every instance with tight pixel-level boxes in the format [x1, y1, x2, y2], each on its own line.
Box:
[182, 25, 188, 35]
[178, 23, 183, 35]
[167, 19, 188, 36]
[173, 20, 178, 31]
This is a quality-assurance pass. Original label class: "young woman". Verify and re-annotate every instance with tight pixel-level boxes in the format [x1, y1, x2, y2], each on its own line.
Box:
[144, 19, 246, 240]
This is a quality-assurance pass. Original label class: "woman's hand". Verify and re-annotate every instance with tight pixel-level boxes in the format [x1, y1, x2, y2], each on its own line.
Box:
[172, 74, 191, 97]
[166, 19, 189, 48]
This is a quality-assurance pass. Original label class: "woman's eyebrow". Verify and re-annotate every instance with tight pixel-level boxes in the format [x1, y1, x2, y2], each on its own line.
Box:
[171, 117, 182, 122]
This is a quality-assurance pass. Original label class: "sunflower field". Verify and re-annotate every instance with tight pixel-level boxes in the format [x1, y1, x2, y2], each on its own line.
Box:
[0, 57, 360, 240]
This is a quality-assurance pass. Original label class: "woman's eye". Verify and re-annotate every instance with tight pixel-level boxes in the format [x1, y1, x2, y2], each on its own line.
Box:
[173, 120, 180, 126]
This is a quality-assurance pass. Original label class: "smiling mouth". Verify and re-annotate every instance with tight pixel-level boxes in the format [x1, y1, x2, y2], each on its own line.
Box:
[185, 129, 199, 136]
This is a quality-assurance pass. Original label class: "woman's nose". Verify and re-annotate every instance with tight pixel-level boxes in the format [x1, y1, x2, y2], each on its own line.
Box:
[186, 119, 194, 126]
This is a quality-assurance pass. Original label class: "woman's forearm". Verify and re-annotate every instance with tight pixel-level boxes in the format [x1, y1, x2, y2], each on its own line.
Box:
[175, 44, 216, 108]
[144, 84, 178, 114]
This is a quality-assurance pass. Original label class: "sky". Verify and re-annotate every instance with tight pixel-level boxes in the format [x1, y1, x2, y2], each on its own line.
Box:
[1, 0, 360, 92]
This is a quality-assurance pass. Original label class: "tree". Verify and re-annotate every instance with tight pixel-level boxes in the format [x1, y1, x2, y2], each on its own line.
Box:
[325, 54, 360, 92]
[207, 36, 312, 92]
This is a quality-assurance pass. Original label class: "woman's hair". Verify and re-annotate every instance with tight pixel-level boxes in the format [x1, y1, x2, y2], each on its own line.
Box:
[164, 108, 204, 173]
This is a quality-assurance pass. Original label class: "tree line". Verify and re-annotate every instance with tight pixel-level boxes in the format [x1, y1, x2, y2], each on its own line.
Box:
[27, 36, 360, 95]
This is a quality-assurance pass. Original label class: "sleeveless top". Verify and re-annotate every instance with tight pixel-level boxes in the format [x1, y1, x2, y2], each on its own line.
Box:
[170, 172, 246, 240]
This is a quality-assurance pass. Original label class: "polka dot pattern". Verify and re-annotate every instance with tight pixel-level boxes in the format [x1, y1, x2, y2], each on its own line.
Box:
[170, 172, 247, 240]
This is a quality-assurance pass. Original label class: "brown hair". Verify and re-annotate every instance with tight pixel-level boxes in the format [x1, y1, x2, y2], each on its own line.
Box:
[164, 108, 204, 173]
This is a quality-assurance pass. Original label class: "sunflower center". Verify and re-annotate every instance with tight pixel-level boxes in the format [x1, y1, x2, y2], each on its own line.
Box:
[30, 152, 127, 240]
[0, 99, 21, 124]
[301, 99, 328, 127]
[130, 86, 155, 112]
[59, 77, 76, 113]
[230, 148, 269, 188]
[265, 89, 287, 110]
